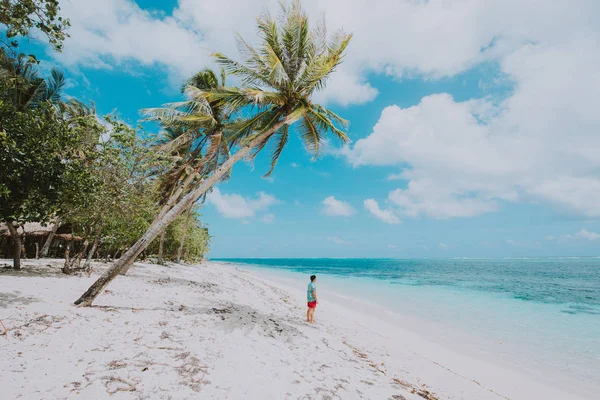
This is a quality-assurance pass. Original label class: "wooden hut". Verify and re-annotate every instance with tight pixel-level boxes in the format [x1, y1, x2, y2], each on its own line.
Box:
[0, 222, 83, 259]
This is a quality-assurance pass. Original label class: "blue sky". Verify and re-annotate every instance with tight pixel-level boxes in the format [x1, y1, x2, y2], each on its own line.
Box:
[19, 0, 600, 257]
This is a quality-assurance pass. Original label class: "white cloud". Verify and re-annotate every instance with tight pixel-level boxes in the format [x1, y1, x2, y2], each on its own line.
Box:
[290, 163, 300, 168]
[388, 244, 397, 249]
[54, 0, 212, 83]
[52, 0, 600, 111]
[321, 196, 355, 217]
[344, 78, 600, 218]
[363, 199, 401, 225]
[207, 188, 278, 219]
[439, 243, 449, 250]
[327, 236, 347, 245]
[560, 229, 600, 241]
[576, 229, 600, 241]
[261, 213, 275, 224]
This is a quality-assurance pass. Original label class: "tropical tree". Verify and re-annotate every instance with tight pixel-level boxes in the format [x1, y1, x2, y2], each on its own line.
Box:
[0, 0, 70, 51]
[61, 118, 166, 272]
[74, 0, 351, 306]
[0, 95, 91, 270]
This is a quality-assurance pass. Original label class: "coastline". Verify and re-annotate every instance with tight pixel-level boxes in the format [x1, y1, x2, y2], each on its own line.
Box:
[0, 259, 594, 399]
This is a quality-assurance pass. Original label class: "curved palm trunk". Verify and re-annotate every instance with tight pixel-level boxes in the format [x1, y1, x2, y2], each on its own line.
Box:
[157, 229, 166, 265]
[6, 221, 21, 270]
[74, 120, 287, 306]
[40, 218, 60, 257]
[177, 209, 193, 264]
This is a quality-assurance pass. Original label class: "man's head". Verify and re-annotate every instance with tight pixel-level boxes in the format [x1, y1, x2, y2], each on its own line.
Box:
[310, 275, 316, 282]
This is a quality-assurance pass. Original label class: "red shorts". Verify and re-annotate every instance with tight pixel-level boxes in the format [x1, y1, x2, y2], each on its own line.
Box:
[307, 301, 317, 308]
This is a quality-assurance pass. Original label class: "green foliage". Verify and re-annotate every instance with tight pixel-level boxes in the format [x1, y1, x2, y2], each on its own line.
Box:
[62, 118, 168, 251]
[0, 46, 94, 227]
[0, 0, 71, 51]
[147, 208, 211, 262]
[201, 0, 350, 176]
[0, 98, 88, 223]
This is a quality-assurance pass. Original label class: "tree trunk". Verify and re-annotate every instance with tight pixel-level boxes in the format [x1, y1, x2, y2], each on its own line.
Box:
[6, 221, 21, 270]
[62, 241, 72, 274]
[157, 229, 166, 265]
[74, 121, 287, 306]
[21, 234, 26, 259]
[84, 227, 102, 271]
[40, 218, 60, 258]
[70, 238, 89, 270]
[177, 208, 193, 264]
[35, 243, 39, 259]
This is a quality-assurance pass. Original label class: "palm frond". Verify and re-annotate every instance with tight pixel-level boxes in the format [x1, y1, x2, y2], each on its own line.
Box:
[45, 68, 65, 104]
[265, 124, 289, 176]
[299, 113, 321, 157]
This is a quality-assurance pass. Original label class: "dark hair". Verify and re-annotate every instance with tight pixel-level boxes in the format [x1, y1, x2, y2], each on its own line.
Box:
[310, 275, 316, 281]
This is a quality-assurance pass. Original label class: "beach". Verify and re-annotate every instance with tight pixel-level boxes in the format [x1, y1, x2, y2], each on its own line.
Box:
[0, 259, 595, 399]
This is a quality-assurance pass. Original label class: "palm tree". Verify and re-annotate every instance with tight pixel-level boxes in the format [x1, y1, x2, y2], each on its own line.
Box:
[74, 0, 351, 306]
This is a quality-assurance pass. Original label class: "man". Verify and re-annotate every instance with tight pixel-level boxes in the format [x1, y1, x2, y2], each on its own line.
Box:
[306, 275, 318, 323]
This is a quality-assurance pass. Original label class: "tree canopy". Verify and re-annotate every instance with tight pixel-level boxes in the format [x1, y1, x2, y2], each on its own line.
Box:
[0, 0, 70, 51]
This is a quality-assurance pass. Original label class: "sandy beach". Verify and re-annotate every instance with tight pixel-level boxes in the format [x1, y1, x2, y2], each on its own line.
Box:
[0, 259, 592, 399]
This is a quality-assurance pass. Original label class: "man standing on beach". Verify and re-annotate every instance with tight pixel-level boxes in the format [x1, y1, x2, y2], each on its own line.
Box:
[307, 275, 318, 323]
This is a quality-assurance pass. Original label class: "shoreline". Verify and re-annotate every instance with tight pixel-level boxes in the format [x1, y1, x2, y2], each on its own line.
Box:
[0, 259, 595, 399]
[220, 261, 596, 400]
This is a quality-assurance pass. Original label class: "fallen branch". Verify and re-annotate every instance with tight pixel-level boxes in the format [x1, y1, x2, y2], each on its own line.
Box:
[0, 319, 8, 338]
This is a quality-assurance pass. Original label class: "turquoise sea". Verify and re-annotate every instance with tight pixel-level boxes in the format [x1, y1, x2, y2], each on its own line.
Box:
[215, 257, 600, 394]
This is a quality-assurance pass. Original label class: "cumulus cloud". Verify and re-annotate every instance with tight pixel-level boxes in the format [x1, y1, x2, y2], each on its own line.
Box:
[321, 196, 355, 217]
[327, 236, 347, 245]
[261, 213, 275, 224]
[345, 79, 600, 218]
[206, 188, 278, 219]
[363, 199, 401, 225]
[560, 229, 600, 241]
[57, 0, 600, 106]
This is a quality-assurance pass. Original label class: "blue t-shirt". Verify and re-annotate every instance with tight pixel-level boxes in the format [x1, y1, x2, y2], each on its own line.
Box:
[307, 282, 316, 302]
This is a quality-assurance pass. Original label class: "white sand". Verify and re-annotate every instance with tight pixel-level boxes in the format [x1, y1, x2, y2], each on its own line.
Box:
[0, 259, 591, 399]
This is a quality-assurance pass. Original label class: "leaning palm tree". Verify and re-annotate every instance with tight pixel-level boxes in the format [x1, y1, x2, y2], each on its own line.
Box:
[74, 0, 351, 306]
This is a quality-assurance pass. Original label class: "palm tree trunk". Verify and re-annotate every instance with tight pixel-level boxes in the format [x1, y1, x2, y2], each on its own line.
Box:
[157, 229, 166, 265]
[74, 120, 287, 306]
[6, 221, 21, 270]
[177, 209, 193, 264]
[40, 218, 60, 257]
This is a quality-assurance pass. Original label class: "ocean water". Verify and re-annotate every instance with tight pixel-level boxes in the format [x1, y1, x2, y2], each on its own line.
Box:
[214, 257, 600, 393]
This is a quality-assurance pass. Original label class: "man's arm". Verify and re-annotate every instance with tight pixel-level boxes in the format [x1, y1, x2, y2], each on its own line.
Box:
[312, 288, 318, 304]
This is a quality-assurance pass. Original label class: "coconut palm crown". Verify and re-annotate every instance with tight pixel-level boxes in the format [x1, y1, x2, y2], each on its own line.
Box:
[208, 0, 351, 175]
[143, 68, 234, 202]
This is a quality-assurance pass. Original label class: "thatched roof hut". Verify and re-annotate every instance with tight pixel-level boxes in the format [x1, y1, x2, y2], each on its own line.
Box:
[0, 222, 52, 237]
[0, 222, 82, 241]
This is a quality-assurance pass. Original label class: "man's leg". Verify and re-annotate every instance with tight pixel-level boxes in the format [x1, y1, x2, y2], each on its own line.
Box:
[307, 307, 311, 322]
